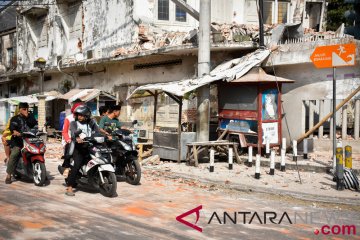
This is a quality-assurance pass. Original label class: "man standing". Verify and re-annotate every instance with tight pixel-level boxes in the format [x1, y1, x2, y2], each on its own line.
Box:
[5, 102, 37, 184]
[98, 105, 122, 136]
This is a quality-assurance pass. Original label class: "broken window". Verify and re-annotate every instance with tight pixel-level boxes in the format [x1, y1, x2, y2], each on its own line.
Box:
[158, 0, 169, 20]
[175, 0, 187, 22]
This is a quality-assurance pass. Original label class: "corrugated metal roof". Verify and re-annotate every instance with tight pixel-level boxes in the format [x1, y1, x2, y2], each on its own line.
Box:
[0, 91, 62, 105]
[231, 67, 295, 83]
[61, 89, 116, 103]
[128, 49, 271, 98]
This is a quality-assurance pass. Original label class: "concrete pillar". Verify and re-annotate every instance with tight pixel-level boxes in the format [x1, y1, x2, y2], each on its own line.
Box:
[318, 99, 324, 138]
[355, 99, 360, 140]
[37, 95, 46, 132]
[196, 0, 211, 142]
[342, 104, 347, 140]
[309, 100, 315, 138]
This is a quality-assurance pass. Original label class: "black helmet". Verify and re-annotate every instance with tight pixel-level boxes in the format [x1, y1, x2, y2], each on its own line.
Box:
[74, 105, 91, 121]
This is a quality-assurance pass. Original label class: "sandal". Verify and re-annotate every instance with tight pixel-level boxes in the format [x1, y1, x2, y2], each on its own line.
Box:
[65, 191, 75, 196]
[5, 177, 11, 184]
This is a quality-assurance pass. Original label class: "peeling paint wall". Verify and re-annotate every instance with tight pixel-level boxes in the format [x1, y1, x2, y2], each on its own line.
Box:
[17, 0, 137, 71]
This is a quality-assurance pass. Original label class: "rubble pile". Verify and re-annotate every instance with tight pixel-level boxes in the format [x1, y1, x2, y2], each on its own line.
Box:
[111, 23, 274, 57]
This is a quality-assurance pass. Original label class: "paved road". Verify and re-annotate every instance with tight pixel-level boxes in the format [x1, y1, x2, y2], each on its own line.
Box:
[0, 155, 359, 240]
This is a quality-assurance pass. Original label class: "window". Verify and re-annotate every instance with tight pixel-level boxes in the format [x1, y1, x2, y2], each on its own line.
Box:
[175, 0, 187, 22]
[7, 48, 13, 68]
[263, 1, 289, 24]
[158, 0, 169, 20]
[157, 0, 187, 23]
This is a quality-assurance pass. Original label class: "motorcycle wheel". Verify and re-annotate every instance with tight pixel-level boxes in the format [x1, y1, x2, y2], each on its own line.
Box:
[33, 161, 47, 186]
[125, 160, 141, 185]
[98, 171, 117, 197]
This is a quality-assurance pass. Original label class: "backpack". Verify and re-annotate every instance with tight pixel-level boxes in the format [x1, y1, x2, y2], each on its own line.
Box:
[343, 167, 359, 191]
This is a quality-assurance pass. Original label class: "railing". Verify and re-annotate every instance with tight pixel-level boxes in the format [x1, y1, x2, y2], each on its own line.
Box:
[302, 99, 360, 140]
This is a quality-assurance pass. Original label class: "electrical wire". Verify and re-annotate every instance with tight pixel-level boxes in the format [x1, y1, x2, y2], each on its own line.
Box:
[256, 0, 302, 184]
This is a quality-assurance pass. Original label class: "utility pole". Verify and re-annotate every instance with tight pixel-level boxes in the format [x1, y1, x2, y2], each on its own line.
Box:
[196, 0, 211, 142]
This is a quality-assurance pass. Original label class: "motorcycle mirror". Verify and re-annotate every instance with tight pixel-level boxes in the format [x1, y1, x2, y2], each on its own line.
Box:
[132, 120, 138, 125]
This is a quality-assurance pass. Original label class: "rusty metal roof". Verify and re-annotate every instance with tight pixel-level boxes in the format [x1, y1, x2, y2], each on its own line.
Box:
[61, 89, 116, 103]
[231, 67, 295, 83]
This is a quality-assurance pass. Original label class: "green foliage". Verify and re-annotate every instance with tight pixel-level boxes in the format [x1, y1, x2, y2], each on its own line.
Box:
[327, 0, 353, 31]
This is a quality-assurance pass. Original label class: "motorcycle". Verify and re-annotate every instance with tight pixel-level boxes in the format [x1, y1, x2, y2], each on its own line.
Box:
[14, 128, 48, 186]
[58, 130, 117, 197]
[105, 121, 141, 185]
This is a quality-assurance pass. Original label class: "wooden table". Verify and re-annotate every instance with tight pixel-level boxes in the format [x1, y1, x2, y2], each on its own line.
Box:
[186, 140, 241, 167]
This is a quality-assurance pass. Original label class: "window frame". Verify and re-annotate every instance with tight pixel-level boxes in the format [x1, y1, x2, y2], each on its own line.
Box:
[155, 0, 189, 25]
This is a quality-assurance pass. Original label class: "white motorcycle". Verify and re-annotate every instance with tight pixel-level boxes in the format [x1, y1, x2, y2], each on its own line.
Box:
[58, 130, 117, 197]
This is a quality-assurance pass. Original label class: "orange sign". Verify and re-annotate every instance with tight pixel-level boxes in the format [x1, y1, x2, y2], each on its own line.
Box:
[310, 43, 356, 68]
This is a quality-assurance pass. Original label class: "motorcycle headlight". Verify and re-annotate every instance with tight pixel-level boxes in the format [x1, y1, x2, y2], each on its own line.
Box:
[26, 144, 38, 154]
[40, 145, 46, 153]
[94, 137, 105, 143]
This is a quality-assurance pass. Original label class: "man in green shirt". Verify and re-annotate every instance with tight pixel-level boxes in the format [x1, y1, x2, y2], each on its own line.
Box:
[99, 105, 122, 136]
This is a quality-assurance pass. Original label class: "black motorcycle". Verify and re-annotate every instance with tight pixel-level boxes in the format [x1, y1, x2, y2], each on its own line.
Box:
[105, 122, 141, 185]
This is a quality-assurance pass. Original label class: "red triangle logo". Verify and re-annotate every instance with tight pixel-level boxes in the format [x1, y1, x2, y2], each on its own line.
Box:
[176, 205, 203, 232]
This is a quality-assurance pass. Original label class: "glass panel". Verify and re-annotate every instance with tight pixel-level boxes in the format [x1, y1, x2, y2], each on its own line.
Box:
[263, 2, 273, 24]
[158, 0, 169, 20]
[262, 89, 279, 120]
[176, 0, 186, 22]
[278, 2, 288, 23]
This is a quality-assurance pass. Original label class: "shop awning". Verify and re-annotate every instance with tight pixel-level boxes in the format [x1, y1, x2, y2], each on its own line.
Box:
[128, 48, 271, 99]
[61, 89, 116, 104]
[0, 91, 62, 105]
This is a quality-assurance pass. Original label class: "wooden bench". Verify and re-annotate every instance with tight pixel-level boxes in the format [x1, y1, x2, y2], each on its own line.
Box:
[186, 140, 241, 167]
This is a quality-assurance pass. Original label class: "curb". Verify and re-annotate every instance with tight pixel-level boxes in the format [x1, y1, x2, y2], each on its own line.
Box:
[150, 169, 360, 206]
[239, 157, 360, 175]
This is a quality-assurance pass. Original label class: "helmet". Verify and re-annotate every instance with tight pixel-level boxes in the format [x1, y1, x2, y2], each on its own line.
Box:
[74, 105, 91, 122]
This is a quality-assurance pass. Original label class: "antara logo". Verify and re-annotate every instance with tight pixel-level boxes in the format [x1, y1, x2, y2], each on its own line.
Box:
[176, 205, 203, 232]
[176, 206, 293, 232]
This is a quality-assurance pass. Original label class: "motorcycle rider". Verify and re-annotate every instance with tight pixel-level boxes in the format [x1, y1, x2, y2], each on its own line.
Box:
[98, 105, 122, 137]
[61, 99, 84, 177]
[65, 105, 100, 196]
[5, 102, 37, 184]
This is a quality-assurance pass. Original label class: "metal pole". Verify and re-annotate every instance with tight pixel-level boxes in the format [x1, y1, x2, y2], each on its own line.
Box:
[196, 0, 211, 142]
[258, 0, 265, 47]
[333, 67, 336, 170]
[153, 91, 158, 129]
[40, 69, 44, 94]
[178, 98, 183, 163]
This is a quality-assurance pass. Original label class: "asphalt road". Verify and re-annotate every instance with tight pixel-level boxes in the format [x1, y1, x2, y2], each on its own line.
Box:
[0, 154, 359, 240]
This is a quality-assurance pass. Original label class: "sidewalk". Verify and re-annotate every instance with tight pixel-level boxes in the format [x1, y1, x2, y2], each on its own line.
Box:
[142, 152, 360, 205]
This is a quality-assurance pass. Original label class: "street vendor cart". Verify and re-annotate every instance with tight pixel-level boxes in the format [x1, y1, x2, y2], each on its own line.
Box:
[217, 67, 294, 155]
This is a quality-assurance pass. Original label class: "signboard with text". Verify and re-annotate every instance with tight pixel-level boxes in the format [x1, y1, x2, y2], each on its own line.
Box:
[310, 43, 356, 68]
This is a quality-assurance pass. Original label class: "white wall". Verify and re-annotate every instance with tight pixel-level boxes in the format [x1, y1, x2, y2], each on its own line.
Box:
[276, 63, 360, 142]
